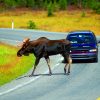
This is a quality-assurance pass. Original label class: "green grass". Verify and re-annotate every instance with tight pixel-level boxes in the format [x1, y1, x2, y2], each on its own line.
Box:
[0, 43, 35, 86]
[0, 45, 16, 65]
[0, 9, 100, 35]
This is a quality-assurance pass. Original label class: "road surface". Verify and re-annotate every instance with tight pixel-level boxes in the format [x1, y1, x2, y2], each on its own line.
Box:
[0, 28, 100, 100]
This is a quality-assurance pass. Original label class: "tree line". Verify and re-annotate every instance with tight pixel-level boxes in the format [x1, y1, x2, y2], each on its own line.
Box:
[0, 0, 100, 13]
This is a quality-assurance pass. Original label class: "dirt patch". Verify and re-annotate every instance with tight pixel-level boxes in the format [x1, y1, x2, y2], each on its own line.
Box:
[0, 56, 20, 73]
[0, 42, 18, 50]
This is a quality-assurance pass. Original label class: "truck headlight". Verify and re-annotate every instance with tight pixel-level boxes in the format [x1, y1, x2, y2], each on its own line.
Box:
[89, 49, 97, 52]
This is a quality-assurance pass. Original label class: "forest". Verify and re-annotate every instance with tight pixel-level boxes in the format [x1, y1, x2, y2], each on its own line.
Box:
[0, 0, 100, 13]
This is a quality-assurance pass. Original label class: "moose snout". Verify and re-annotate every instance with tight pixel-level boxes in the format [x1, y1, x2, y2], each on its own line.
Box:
[17, 52, 22, 57]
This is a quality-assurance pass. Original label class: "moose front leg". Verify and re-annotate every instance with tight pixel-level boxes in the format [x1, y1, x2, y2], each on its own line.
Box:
[30, 57, 40, 77]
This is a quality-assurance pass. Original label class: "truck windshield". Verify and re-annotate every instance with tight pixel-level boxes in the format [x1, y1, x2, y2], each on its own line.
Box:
[68, 34, 95, 44]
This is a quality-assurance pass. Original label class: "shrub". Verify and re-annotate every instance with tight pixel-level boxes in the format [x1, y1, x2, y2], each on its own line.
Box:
[53, 1, 59, 11]
[90, 0, 100, 14]
[47, 2, 54, 17]
[44, 1, 59, 12]
[4, 0, 17, 8]
[26, 0, 35, 8]
[59, 0, 67, 10]
[27, 20, 36, 29]
[17, 0, 27, 7]
[43, 0, 48, 10]
[81, 10, 86, 17]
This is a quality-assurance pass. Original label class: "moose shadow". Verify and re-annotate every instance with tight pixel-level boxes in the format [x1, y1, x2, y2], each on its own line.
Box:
[62, 59, 96, 64]
[16, 72, 67, 80]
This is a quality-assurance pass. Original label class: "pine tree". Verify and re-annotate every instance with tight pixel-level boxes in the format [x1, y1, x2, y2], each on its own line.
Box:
[59, 0, 67, 10]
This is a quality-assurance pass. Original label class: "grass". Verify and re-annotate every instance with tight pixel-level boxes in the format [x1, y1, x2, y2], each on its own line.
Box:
[0, 9, 100, 35]
[0, 42, 35, 86]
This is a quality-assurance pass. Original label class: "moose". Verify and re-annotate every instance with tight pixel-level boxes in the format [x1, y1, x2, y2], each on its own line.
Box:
[17, 37, 72, 76]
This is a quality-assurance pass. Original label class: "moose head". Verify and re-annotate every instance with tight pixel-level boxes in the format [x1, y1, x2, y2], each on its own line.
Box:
[17, 38, 30, 57]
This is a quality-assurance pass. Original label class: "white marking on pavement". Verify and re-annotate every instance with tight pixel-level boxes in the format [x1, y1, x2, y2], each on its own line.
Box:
[0, 63, 61, 96]
[0, 37, 63, 96]
[0, 38, 21, 43]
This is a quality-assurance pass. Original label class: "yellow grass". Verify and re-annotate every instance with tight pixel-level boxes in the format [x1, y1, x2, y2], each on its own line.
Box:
[0, 9, 100, 35]
[97, 97, 100, 100]
[0, 43, 35, 86]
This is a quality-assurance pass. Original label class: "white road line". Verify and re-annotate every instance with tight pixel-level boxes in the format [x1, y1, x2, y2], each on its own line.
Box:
[0, 37, 63, 96]
[0, 75, 39, 96]
[0, 38, 21, 43]
[0, 63, 61, 96]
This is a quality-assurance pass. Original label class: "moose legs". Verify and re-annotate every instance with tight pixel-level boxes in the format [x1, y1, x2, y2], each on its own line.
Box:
[45, 56, 52, 75]
[30, 56, 52, 76]
[63, 53, 72, 75]
[30, 57, 40, 76]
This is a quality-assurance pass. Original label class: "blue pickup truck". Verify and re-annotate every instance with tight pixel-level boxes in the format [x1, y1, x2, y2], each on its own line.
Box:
[66, 30, 98, 62]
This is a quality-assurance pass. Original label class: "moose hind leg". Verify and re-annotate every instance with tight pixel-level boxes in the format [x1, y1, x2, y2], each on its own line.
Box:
[63, 54, 72, 75]
[45, 56, 52, 75]
[62, 54, 68, 75]
[64, 66, 66, 74]
[67, 55, 72, 75]
[64, 63, 68, 75]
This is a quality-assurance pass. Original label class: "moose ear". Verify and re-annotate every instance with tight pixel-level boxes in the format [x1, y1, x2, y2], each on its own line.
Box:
[17, 38, 30, 47]
[23, 38, 30, 43]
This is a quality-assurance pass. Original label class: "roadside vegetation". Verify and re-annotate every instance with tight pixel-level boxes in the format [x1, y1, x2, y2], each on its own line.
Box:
[0, 0, 100, 86]
[0, 42, 35, 86]
[0, 0, 100, 35]
[0, 0, 100, 14]
[0, 9, 100, 35]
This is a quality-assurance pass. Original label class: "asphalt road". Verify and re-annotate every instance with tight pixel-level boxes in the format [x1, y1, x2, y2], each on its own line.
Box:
[0, 28, 100, 100]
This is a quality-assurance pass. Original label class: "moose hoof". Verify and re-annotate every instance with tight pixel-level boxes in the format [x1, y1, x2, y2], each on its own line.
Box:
[64, 68, 66, 74]
[49, 72, 52, 76]
[67, 72, 70, 75]
[64, 73, 67, 75]
[29, 74, 34, 77]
